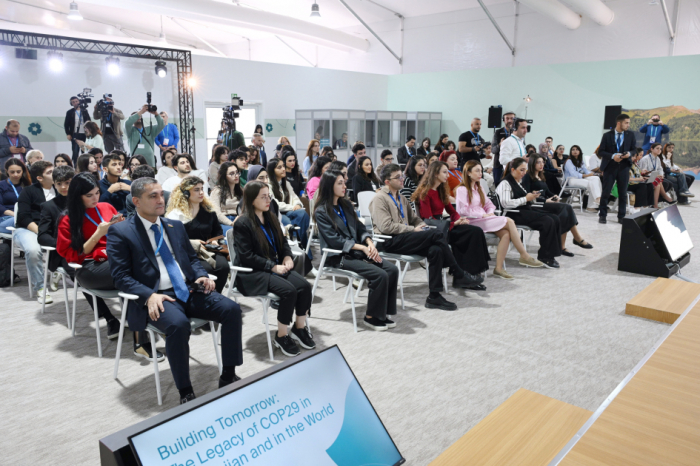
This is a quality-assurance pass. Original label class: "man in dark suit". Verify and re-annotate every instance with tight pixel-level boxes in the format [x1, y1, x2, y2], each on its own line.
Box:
[107, 177, 243, 404]
[396, 135, 416, 165]
[64, 97, 91, 166]
[598, 113, 636, 224]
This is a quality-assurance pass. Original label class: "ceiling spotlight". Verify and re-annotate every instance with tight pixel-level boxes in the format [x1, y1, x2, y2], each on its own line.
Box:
[310, 2, 321, 18]
[67, 2, 83, 21]
[155, 60, 167, 78]
[47, 51, 64, 72]
[187, 76, 197, 88]
[524, 95, 532, 103]
[106, 56, 120, 75]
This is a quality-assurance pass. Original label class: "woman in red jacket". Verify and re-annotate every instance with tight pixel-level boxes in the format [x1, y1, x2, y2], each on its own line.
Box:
[412, 161, 490, 289]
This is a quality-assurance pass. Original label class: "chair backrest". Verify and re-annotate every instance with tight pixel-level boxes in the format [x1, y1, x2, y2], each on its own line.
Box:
[479, 178, 489, 195]
[357, 191, 376, 217]
[308, 198, 316, 226]
[225, 227, 237, 267]
[13, 203, 17, 226]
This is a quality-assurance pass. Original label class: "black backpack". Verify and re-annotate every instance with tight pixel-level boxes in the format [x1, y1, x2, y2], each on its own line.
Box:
[0, 241, 11, 288]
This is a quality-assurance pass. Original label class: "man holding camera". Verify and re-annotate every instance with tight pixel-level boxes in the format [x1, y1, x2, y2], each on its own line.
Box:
[638, 114, 670, 154]
[125, 103, 165, 168]
[0, 119, 33, 172]
[64, 96, 92, 165]
[93, 95, 125, 153]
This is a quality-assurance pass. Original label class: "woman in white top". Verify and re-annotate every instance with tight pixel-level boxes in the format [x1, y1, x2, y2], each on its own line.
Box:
[267, 157, 311, 251]
[663, 142, 694, 197]
[480, 143, 495, 192]
[641, 143, 692, 202]
[563, 145, 602, 212]
[210, 161, 243, 237]
[156, 148, 177, 185]
[208, 146, 229, 188]
[587, 145, 603, 174]
[77, 121, 105, 154]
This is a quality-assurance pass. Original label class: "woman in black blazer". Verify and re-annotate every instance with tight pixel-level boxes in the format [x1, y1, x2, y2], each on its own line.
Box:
[351, 155, 381, 203]
[233, 181, 314, 357]
[315, 169, 399, 332]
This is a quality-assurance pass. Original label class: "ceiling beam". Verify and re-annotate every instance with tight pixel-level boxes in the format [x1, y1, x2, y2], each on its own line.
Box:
[336, 0, 401, 64]
[477, 0, 514, 55]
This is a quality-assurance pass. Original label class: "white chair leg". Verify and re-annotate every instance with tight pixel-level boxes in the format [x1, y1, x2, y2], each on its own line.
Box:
[262, 300, 274, 361]
[61, 275, 70, 328]
[10, 238, 14, 287]
[398, 262, 410, 311]
[349, 279, 357, 333]
[41, 258, 49, 314]
[311, 254, 327, 301]
[71, 282, 79, 336]
[210, 320, 223, 373]
[147, 329, 162, 405]
[343, 280, 352, 304]
[93, 294, 102, 358]
[442, 269, 448, 293]
[113, 299, 130, 379]
[332, 276, 337, 291]
[354, 279, 364, 298]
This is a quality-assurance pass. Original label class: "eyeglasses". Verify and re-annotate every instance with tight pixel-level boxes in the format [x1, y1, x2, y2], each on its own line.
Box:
[229, 172, 240, 177]
[390, 174, 405, 180]
[257, 194, 271, 201]
[385, 158, 394, 162]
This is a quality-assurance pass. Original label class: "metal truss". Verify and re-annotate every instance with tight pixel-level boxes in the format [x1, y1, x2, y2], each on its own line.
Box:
[0, 29, 196, 156]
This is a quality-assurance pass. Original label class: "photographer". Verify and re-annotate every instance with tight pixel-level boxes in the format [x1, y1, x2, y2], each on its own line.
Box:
[64, 96, 92, 165]
[125, 103, 165, 168]
[639, 114, 670, 154]
[92, 95, 125, 153]
[0, 120, 33, 172]
[154, 111, 180, 157]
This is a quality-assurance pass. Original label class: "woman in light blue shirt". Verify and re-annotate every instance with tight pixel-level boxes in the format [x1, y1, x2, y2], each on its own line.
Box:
[302, 139, 319, 178]
[563, 145, 603, 213]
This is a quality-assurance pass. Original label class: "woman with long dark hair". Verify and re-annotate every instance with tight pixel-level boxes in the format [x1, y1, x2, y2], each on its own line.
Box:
[417, 137, 431, 156]
[305, 155, 332, 200]
[302, 139, 320, 178]
[76, 153, 100, 185]
[551, 144, 566, 170]
[439, 150, 462, 197]
[0, 159, 32, 234]
[401, 155, 427, 209]
[233, 181, 314, 357]
[314, 170, 399, 331]
[412, 162, 489, 287]
[495, 157, 562, 268]
[283, 150, 304, 197]
[628, 149, 662, 209]
[267, 157, 311, 249]
[53, 153, 73, 168]
[56, 173, 123, 338]
[564, 145, 603, 213]
[125, 155, 147, 181]
[351, 155, 381, 203]
[210, 162, 243, 236]
[661, 142, 694, 201]
[433, 134, 449, 154]
[208, 146, 230, 187]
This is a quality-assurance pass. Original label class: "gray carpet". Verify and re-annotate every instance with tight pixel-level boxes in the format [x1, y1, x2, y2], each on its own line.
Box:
[1, 187, 699, 465]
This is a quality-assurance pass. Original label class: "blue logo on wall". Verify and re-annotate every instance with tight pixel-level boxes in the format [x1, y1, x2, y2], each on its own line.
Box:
[28, 123, 42, 136]
[293, 124, 296, 131]
[266, 123, 273, 133]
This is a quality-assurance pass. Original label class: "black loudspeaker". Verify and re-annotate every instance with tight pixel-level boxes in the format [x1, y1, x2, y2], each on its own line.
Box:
[603, 105, 622, 130]
[618, 208, 690, 278]
[488, 106, 503, 128]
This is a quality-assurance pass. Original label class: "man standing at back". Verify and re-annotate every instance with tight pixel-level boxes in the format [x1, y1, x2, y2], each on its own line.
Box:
[125, 105, 165, 168]
[638, 114, 670, 154]
[108, 177, 243, 404]
[598, 113, 636, 224]
[491, 111, 515, 185]
[0, 120, 33, 171]
[64, 97, 92, 165]
[458, 118, 484, 166]
[252, 133, 267, 166]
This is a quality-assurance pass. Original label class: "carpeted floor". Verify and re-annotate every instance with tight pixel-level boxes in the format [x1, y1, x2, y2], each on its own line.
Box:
[1, 186, 699, 465]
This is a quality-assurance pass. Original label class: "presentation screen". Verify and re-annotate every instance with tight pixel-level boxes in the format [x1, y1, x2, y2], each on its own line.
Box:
[128, 346, 404, 466]
[652, 204, 693, 261]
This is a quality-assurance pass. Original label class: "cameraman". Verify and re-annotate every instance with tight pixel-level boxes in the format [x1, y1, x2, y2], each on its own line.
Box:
[125, 104, 164, 168]
[639, 114, 670, 154]
[92, 95, 125, 153]
[64, 96, 92, 165]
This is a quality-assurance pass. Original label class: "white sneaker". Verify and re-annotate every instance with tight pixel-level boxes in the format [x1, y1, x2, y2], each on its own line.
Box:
[627, 206, 640, 215]
[49, 272, 60, 292]
[37, 289, 53, 304]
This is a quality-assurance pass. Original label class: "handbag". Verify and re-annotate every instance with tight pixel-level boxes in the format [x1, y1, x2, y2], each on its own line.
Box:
[423, 217, 451, 237]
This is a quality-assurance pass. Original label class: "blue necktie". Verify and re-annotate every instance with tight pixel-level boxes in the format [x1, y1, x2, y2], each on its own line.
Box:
[616, 133, 622, 152]
[150, 224, 189, 302]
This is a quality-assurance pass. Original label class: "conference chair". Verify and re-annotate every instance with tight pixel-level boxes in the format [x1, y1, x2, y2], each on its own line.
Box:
[3, 203, 33, 296]
[39, 246, 71, 326]
[557, 177, 584, 212]
[304, 198, 321, 256]
[493, 192, 535, 253]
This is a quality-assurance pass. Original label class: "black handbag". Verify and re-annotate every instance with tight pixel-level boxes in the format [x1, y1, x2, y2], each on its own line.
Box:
[423, 217, 451, 237]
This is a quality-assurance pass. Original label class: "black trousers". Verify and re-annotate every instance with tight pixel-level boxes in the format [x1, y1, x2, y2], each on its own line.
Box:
[493, 165, 503, 186]
[147, 289, 243, 390]
[103, 132, 124, 154]
[74, 260, 116, 321]
[628, 183, 654, 207]
[199, 256, 230, 294]
[449, 224, 490, 275]
[267, 271, 312, 325]
[542, 202, 577, 233]
[600, 163, 630, 219]
[506, 209, 561, 261]
[328, 256, 399, 320]
[380, 230, 458, 293]
[545, 172, 563, 196]
[58, 258, 114, 321]
[685, 174, 695, 189]
[70, 139, 81, 166]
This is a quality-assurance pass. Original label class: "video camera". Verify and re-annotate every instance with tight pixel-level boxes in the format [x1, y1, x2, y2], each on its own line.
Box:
[96, 93, 114, 120]
[76, 88, 93, 111]
[146, 92, 157, 113]
[221, 94, 243, 130]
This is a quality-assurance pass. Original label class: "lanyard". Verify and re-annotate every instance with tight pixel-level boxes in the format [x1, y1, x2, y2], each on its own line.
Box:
[648, 125, 659, 139]
[511, 135, 523, 156]
[154, 222, 165, 255]
[258, 220, 278, 256]
[7, 180, 19, 198]
[470, 131, 480, 145]
[616, 132, 623, 152]
[137, 128, 144, 143]
[388, 192, 404, 219]
[503, 127, 510, 137]
[84, 206, 108, 236]
[334, 205, 348, 227]
[7, 136, 18, 147]
[650, 155, 657, 171]
[76, 110, 83, 126]
[448, 169, 463, 182]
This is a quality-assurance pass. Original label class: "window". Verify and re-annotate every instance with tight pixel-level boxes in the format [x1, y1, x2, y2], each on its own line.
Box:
[205, 104, 259, 158]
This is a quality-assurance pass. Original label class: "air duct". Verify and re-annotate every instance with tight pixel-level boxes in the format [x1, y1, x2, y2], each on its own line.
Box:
[519, 0, 581, 30]
[561, 0, 614, 26]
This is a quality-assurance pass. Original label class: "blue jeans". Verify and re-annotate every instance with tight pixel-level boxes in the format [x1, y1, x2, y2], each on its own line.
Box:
[13, 228, 44, 292]
[283, 209, 310, 249]
[0, 215, 14, 235]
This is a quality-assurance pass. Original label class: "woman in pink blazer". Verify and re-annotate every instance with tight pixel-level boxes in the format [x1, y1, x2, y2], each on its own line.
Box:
[456, 160, 543, 279]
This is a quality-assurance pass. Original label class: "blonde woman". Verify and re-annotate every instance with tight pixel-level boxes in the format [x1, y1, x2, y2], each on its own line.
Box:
[166, 175, 229, 292]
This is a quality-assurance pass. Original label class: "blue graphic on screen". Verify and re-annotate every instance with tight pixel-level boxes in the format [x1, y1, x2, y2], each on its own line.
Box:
[129, 346, 403, 466]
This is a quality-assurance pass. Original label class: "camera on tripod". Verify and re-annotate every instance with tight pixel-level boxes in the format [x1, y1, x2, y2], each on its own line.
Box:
[96, 93, 114, 120]
[221, 94, 243, 130]
[76, 88, 93, 110]
[146, 92, 157, 113]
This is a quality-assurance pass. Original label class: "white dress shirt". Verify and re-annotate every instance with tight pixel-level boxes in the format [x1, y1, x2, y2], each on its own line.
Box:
[499, 135, 526, 167]
[495, 178, 528, 209]
[137, 213, 186, 291]
[161, 174, 210, 194]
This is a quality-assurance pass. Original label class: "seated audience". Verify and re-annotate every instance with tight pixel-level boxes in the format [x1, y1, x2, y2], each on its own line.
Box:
[457, 160, 544, 279]
[439, 150, 462, 197]
[663, 142, 694, 192]
[76, 153, 100, 186]
[165, 176, 229, 293]
[628, 149, 662, 208]
[53, 153, 73, 168]
[321, 146, 335, 160]
[16, 161, 55, 301]
[56, 173, 124, 339]
[657, 142, 693, 203]
[551, 144, 567, 171]
[156, 147, 177, 185]
[99, 155, 132, 214]
[77, 122, 105, 154]
[479, 143, 496, 192]
[564, 145, 602, 212]
[445, 140, 457, 152]
[108, 177, 243, 403]
[88, 148, 105, 179]
[375, 150, 394, 178]
[346, 142, 366, 181]
[397, 136, 416, 165]
[433, 134, 449, 154]
[125, 165, 169, 218]
[125, 155, 146, 181]
[233, 181, 315, 356]
[210, 162, 242, 236]
[639, 143, 689, 204]
[283, 150, 304, 197]
[588, 145, 603, 174]
[315, 170, 399, 331]
[370, 164, 476, 310]
[305, 156, 332, 200]
[495, 157, 562, 268]
[525, 155, 593, 256]
[247, 145, 260, 166]
[427, 152, 439, 167]
[231, 149, 249, 187]
[333, 132, 348, 150]
[351, 156, 382, 203]
[412, 161, 490, 287]
[0, 159, 31, 235]
[208, 146, 229, 187]
[401, 155, 427, 208]
[162, 154, 210, 193]
[417, 137, 431, 156]
[302, 139, 320, 177]
[25, 150, 44, 168]
[267, 158, 311, 249]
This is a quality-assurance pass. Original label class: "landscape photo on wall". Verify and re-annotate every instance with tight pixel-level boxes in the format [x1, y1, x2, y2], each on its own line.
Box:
[625, 105, 700, 178]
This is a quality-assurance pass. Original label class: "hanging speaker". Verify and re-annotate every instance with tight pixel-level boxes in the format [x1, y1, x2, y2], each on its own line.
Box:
[603, 105, 622, 130]
[488, 106, 503, 129]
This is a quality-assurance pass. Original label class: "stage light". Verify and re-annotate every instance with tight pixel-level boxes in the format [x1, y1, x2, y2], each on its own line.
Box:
[310, 2, 321, 18]
[106, 56, 120, 75]
[67, 2, 83, 21]
[524, 95, 532, 103]
[187, 76, 197, 87]
[48, 51, 64, 72]
[155, 60, 167, 78]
